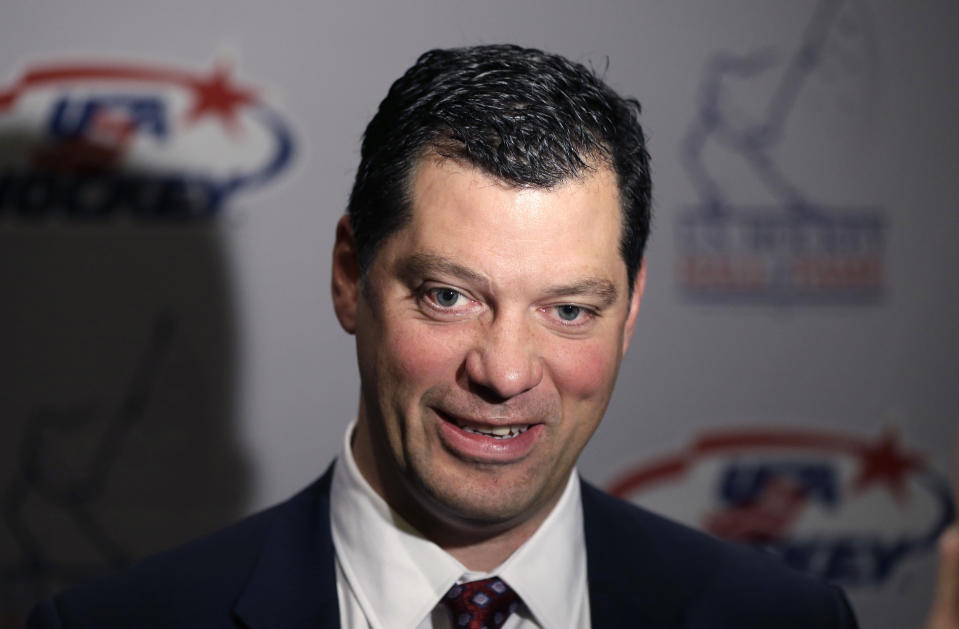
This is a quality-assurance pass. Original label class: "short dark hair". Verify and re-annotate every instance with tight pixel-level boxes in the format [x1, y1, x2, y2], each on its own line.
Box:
[347, 44, 652, 289]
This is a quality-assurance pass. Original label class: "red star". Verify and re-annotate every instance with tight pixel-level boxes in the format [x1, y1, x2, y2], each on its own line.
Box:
[851, 428, 924, 502]
[183, 63, 258, 132]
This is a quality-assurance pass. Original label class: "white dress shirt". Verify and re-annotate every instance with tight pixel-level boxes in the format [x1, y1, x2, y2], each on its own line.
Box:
[330, 421, 591, 629]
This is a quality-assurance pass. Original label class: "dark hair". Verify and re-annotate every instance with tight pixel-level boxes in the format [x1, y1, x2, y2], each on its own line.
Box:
[347, 44, 652, 289]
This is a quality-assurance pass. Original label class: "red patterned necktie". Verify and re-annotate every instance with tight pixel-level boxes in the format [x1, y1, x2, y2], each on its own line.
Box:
[440, 577, 521, 629]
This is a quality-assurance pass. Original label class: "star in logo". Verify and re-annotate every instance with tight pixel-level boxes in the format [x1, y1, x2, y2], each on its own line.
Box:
[851, 428, 924, 502]
[184, 63, 259, 132]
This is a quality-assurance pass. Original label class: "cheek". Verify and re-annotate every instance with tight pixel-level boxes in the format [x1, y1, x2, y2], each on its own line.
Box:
[548, 339, 619, 400]
[382, 320, 464, 394]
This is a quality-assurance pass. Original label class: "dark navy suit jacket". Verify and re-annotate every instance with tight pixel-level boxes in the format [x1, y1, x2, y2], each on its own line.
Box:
[29, 466, 858, 628]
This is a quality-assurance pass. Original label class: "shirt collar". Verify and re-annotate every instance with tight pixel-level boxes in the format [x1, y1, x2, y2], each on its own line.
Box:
[330, 420, 587, 629]
[496, 466, 587, 629]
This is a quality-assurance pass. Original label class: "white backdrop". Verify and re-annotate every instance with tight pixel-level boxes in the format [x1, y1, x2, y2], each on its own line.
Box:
[2, 1, 957, 626]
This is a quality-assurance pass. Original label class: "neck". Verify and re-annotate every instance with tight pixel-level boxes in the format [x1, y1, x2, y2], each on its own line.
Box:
[407, 494, 558, 572]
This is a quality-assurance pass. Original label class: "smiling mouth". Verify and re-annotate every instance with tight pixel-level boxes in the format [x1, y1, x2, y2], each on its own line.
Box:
[435, 409, 533, 440]
[458, 422, 531, 439]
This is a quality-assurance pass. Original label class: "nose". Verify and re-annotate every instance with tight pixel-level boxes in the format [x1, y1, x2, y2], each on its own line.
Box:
[464, 313, 543, 400]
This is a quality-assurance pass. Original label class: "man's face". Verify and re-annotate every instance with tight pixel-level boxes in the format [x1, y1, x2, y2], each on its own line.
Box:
[333, 157, 644, 535]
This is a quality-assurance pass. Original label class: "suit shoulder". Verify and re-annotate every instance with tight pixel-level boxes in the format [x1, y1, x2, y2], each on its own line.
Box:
[580, 481, 858, 628]
[582, 478, 819, 584]
[32, 473, 332, 628]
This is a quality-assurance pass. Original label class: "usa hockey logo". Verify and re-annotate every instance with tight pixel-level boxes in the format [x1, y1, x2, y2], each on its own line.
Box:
[676, 0, 884, 303]
[608, 427, 954, 586]
[0, 58, 293, 219]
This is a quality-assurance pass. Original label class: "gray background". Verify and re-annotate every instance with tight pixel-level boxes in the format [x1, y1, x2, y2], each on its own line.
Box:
[1, 1, 957, 626]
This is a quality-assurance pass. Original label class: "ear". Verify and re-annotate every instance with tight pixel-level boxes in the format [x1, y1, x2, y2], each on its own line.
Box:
[331, 214, 361, 334]
[621, 259, 646, 355]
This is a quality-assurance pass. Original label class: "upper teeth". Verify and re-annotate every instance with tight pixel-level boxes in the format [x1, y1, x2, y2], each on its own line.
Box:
[460, 423, 530, 438]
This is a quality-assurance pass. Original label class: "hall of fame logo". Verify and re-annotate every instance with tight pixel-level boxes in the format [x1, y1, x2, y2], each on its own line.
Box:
[0, 57, 293, 219]
[676, 0, 884, 303]
[608, 427, 954, 586]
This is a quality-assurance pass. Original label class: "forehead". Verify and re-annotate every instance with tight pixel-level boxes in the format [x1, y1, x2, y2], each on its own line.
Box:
[384, 157, 627, 289]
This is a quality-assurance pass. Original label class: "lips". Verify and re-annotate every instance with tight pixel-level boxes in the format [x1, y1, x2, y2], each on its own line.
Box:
[434, 408, 543, 462]
[434, 408, 534, 438]
[458, 422, 531, 439]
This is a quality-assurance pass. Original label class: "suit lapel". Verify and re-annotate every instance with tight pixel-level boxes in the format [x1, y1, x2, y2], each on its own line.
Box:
[234, 466, 340, 629]
[582, 479, 691, 628]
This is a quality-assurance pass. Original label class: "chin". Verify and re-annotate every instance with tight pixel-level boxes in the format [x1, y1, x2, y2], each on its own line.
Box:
[412, 467, 555, 531]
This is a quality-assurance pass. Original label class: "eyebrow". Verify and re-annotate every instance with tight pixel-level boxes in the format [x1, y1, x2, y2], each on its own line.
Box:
[397, 253, 619, 307]
[541, 278, 619, 307]
[397, 253, 489, 286]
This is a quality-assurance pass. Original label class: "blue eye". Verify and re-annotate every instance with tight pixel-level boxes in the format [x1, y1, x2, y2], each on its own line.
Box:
[556, 305, 582, 321]
[434, 288, 461, 307]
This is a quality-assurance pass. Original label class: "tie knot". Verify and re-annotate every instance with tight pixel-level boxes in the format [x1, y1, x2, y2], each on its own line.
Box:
[440, 577, 520, 629]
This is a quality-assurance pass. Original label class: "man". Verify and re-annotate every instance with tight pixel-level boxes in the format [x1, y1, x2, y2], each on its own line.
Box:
[29, 44, 858, 628]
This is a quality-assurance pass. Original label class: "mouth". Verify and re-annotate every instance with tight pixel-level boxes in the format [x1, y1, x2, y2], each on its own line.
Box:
[457, 421, 531, 440]
[433, 408, 541, 456]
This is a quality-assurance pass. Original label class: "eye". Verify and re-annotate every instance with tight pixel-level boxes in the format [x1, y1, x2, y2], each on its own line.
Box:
[421, 286, 476, 311]
[417, 286, 482, 321]
[432, 287, 463, 308]
[543, 303, 597, 328]
[556, 304, 583, 321]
